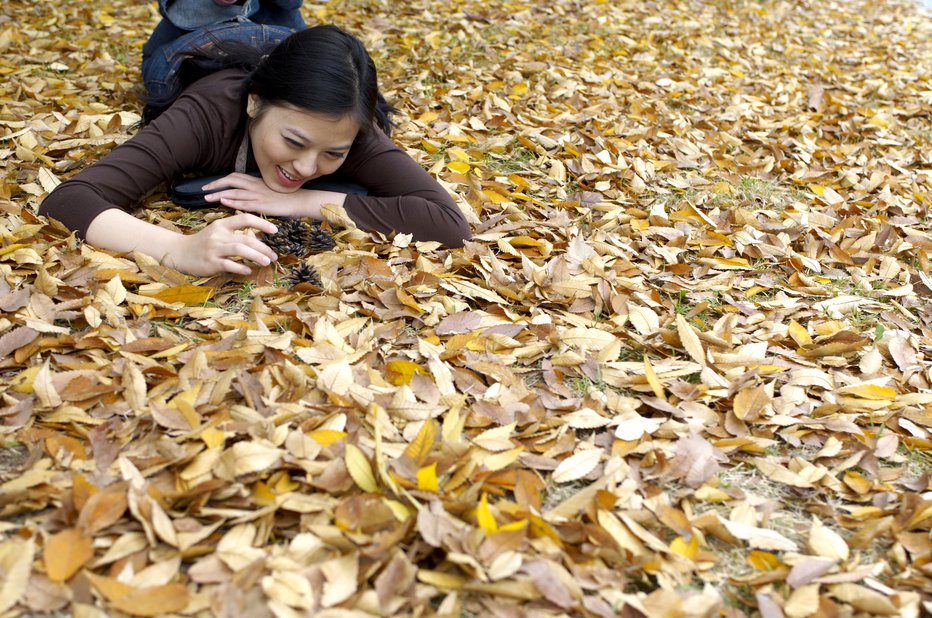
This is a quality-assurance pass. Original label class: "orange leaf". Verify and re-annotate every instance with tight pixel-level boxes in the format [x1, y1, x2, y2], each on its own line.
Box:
[87, 573, 189, 616]
[748, 550, 783, 571]
[78, 487, 128, 534]
[45, 527, 94, 582]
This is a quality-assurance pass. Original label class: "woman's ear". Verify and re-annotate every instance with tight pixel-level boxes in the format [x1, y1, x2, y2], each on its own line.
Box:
[246, 94, 260, 119]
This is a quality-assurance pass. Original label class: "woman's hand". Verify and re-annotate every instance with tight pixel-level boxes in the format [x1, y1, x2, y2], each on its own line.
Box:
[203, 173, 307, 217]
[167, 213, 279, 276]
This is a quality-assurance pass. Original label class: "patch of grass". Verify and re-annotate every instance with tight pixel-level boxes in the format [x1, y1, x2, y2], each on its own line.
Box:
[734, 175, 806, 211]
[224, 280, 257, 314]
[565, 375, 607, 397]
[541, 479, 589, 513]
[484, 143, 538, 175]
[900, 445, 932, 479]
[617, 347, 644, 362]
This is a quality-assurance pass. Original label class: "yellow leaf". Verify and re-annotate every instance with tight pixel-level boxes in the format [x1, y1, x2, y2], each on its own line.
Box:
[498, 518, 528, 533]
[201, 427, 225, 449]
[344, 443, 378, 492]
[446, 161, 471, 174]
[788, 319, 812, 347]
[843, 470, 872, 494]
[476, 492, 498, 534]
[747, 550, 782, 571]
[416, 463, 439, 492]
[385, 359, 427, 386]
[643, 356, 666, 401]
[482, 189, 510, 203]
[669, 534, 698, 560]
[45, 527, 93, 582]
[404, 419, 438, 465]
[837, 384, 897, 400]
[271, 471, 300, 495]
[252, 481, 276, 506]
[147, 284, 215, 305]
[745, 285, 771, 297]
[395, 288, 425, 313]
[382, 498, 412, 522]
[447, 148, 471, 162]
[10, 366, 40, 393]
[511, 83, 529, 94]
[528, 513, 562, 546]
[713, 257, 751, 269]
[508, 174, 530, 189]
[309, 429, 346, 447]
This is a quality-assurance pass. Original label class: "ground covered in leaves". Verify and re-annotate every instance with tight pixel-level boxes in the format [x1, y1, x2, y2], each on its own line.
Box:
[1, 0, 931, 616]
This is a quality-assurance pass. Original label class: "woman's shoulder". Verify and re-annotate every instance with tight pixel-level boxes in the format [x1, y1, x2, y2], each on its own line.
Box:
[179, 69, 249, 107]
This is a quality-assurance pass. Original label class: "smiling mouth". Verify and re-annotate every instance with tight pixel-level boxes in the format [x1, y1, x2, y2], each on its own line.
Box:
[277, 166, 303, 185]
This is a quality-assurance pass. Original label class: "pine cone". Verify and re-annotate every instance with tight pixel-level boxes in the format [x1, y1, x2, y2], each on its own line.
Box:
[287, 262, 322, 288]
[261, 219, 335, 257]
[307, 225, 336, 253]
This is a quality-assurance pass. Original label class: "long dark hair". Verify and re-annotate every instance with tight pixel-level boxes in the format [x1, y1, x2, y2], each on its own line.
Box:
[144, 25, 394, 135]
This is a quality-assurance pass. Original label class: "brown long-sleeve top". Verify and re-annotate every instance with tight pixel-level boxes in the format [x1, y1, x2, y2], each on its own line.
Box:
[39, 70, 471, 247]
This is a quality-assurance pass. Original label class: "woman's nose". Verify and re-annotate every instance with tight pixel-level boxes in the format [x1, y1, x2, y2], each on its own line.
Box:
[294, 154, 318, 178]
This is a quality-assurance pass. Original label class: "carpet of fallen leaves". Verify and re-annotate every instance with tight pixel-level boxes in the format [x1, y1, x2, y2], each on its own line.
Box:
[1, 0, 931, 616]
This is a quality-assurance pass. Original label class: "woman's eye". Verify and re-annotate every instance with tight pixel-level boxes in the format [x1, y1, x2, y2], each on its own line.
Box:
[328, 152, 347, 160]
[284, 138, 303, 148]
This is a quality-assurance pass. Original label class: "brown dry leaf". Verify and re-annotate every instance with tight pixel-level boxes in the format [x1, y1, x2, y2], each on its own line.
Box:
[3, 0, 931, 614]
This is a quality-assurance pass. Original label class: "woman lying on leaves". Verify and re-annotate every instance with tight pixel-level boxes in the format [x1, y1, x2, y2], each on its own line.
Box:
[39, 25, 472, 277]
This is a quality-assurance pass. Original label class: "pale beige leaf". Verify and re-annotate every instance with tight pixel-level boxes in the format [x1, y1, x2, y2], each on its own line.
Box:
[316, 359, 354, 396]
[231, 440, 283, 476]
[785, 584, 820, 618]
[675, 314, 705, 365]
[344, 443, 378, 492]
[552, 448, 601, 484]
[720, 517, 798, 551]
[0, 537, 34, 613]
[808, 519, 849, 561]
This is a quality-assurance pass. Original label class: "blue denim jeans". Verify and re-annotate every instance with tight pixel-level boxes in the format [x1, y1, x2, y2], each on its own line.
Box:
[142, 21, 296, 108]
[142, 0, 305, 105]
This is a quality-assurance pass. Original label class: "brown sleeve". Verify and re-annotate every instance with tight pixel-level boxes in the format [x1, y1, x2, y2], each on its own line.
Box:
[339, 130, 472, 247]
[39, 72, 245, 238]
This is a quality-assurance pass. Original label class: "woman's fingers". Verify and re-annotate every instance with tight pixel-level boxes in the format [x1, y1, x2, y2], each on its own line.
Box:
[218, 258, 253, 276]
[221, 212, 278, 235]
[202, 173, 263, 191]
[224, 241, 274, 267]
[241, 234, 278, 263]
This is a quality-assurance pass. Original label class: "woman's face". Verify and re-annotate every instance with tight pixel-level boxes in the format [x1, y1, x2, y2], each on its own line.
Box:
[246, 95, 360, 193]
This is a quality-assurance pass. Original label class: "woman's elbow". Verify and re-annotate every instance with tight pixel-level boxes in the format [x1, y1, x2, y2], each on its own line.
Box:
[433, 212, 472, 248]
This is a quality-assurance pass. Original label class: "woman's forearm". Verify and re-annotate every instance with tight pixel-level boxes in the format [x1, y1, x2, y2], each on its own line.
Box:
[85, 208, 186, 266]
[294, 189, 350, 225]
